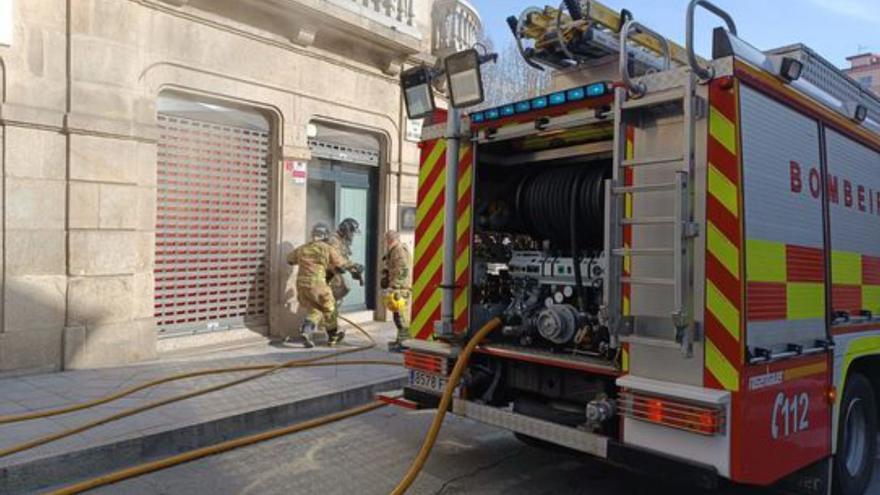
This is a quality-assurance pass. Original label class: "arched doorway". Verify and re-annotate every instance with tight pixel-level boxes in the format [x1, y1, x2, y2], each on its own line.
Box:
[154, 92, 273, 337]
[306, 122, 382, 312]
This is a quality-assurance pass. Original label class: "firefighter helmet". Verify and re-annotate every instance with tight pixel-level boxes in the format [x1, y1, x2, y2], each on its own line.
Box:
[311, 223, 331, 241]
[383, 291, 408, 313]
[338, 218, 361, 241]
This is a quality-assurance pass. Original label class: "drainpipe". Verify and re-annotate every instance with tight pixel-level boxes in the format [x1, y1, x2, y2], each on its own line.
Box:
[435, 106, 461, 339]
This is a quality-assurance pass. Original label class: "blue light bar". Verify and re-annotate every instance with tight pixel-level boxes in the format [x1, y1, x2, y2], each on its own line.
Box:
[470, 81, 609, 125]
[586, 82, 607, 97]
[567, 87, 586, 101]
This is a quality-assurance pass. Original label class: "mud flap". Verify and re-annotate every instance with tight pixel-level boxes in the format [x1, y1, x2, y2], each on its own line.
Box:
[773, 458, 832, 495]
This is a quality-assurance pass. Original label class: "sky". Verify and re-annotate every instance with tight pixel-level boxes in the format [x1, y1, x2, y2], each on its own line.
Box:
[468, 0, 878, 68]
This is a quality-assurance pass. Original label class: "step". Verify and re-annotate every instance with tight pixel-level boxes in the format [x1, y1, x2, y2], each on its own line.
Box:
[621, 216, 676, 226]
[621, 335, 682, 350]
[620, 276, 675, 286]
[621, 156, 685, 168]
[612, 248, 675, 257]
[621, 88, 686, 110]
[613, 182, 677, 194]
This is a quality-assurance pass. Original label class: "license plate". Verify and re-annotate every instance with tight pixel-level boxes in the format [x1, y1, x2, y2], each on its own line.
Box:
[409, 369, 448, 394]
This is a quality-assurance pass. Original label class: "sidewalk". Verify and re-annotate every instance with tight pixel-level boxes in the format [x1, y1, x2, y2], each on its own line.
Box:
[0, 321, 406, 494]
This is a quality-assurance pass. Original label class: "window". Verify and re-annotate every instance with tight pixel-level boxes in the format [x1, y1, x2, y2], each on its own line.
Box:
[858, 75, 874, 88]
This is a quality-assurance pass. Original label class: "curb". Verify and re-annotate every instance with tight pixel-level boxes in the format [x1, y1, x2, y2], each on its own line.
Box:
[1, 375, 406, 494]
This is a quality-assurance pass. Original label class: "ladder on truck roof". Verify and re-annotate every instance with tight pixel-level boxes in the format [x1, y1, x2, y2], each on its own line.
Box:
[509, 0, 706, 73]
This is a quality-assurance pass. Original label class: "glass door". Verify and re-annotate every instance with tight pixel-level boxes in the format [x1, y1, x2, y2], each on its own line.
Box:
[337, 186, 370, 311]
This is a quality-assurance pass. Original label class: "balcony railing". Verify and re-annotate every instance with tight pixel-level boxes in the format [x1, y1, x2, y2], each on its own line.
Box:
[326, 0, 418, 36]
[349, 0, 416, 27]
[161, 0, 426, 54]
[432, 0, 481, 58]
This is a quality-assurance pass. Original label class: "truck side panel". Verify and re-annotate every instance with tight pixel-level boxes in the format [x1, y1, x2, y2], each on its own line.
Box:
[825, 128, 880, 317]
[726, 80, 833, 485]
[736, 59, 880, 470]
[825, 124, 880, 451]
[740, 84, 827, 354]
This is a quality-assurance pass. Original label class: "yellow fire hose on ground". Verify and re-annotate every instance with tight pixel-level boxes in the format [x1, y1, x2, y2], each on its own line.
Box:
[0, 316, 381, 426]
[46, 400, 389, 495]
[389, 317, 502, 495]
[29, 317, 502, 494]
[0, 316, 387, 458]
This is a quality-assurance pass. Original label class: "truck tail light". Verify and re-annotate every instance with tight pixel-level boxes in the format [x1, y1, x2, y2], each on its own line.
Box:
[404, 351, 449, 376]
[618, 392, 726, 436]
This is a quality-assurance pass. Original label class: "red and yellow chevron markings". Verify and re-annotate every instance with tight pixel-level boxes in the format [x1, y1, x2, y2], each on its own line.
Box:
[454, 143, 474, 333]
[704, 78, 744, 392]
[411, 137, 474, 340]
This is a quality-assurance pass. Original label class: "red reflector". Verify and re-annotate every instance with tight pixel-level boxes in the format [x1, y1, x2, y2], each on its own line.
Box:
[647, 399, 664, 423]
[403, 351, 449, 376]
[619, 392, 725, 436]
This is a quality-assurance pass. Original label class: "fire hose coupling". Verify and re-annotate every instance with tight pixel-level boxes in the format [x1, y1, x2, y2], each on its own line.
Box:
[586, 395, 617, 428]
[536, 304, 583, 345]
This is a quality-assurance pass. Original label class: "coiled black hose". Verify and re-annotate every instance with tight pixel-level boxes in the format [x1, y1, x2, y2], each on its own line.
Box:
[513, 163, 610, 251]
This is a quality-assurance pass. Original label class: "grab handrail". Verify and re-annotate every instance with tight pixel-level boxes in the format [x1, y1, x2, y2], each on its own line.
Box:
[686, 0, 737, 81]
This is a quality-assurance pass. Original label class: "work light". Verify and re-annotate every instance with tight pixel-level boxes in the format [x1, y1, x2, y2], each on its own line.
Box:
[401, 65, 436, 120]
[445, 49, 485, 109]
[851, 103, 868, 123]
[779, 57, 803, 82]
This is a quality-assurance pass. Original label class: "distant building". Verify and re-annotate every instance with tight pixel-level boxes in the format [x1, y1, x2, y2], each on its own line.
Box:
[844, 53, 880, 95]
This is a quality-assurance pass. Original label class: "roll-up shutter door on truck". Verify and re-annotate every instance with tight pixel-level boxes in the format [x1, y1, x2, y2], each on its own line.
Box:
[825, 129, 880, 320]
[740, 85, 826, 354]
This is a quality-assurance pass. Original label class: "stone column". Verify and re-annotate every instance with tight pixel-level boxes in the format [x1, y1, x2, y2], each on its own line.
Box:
[62, 1, 158, 368]
[270, 142, 311, 340]
[0, 0, 70, 373]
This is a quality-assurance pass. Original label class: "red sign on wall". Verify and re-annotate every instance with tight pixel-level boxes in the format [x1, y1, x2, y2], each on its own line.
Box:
[284, 160, 307, 184]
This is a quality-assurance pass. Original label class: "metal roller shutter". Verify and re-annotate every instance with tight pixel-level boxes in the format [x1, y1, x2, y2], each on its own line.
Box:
[155, 114, 271, 336]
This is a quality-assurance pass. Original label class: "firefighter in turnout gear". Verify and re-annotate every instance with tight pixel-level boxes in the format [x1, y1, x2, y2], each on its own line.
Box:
[325, 218, 364, 345]
[287, 223, 357, 348]
[382, 230, 412, 353]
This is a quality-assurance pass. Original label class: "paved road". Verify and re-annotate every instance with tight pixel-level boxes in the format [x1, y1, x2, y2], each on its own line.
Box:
[83, 407, 880, 495]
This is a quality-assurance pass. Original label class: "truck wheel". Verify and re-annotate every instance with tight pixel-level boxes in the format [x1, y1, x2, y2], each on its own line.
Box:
[834, 373, 877, 495]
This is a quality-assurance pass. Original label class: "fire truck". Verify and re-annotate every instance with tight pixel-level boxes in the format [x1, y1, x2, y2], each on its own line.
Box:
[396, 1, 880, 493]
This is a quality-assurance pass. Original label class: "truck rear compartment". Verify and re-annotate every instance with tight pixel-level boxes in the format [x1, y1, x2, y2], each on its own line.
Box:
[464, 122, 624, 433]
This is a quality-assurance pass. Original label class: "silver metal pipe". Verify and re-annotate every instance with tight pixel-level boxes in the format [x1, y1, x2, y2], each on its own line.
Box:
[436, 106, 462, 338]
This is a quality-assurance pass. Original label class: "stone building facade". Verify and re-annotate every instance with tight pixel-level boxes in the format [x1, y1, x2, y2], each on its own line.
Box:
[0, 0, 480, 373]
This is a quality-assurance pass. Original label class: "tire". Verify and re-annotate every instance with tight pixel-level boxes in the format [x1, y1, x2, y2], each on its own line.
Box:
[834, 373, 878, 495]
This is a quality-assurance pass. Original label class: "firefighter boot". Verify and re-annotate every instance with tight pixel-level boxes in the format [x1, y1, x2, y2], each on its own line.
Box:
[300, 321, 317, 349]
[326, 327, 344, 347]
[387, 312, 408, 353]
